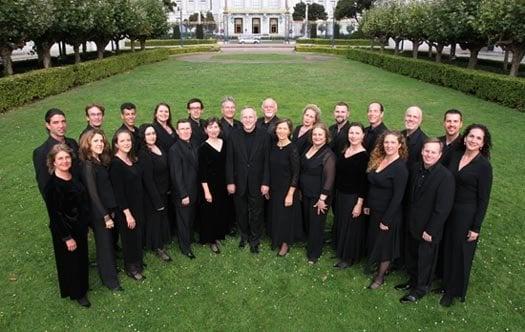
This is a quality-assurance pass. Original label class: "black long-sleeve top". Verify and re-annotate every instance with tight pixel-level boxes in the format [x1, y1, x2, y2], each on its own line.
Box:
[269, 143, 300, 193]
[152, 121, 177, 154]
[109, 158, 145, 217]
[219, 117, 241, 142]
[363, 122, 388, 152]
[299, 145, 336, 199]
[329, 121, 350, 153]
[335, 150, 369, 197]
[402, 127, 428, 168]
[138, 149, 167, 210]
[81, 160, 117, 225]
[292, 126, 312, 156]
[438, 135, 462, 167]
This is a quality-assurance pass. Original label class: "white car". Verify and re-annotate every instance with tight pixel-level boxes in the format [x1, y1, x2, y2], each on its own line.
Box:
[238, 36, 261, 44]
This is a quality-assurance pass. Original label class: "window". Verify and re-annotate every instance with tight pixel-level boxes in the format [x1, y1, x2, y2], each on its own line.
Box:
[252, 18, 260, 34]
[234, 18, 243, 34]
[270, 18, 278, 34]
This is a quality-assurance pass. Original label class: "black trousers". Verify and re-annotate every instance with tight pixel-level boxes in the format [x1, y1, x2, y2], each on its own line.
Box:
[405, 234, 439, 297]
[91, 218, 120, 289]
[234, 193, 264, 247]
[302, 196, 327, 261]
[175, 201, 196, 254]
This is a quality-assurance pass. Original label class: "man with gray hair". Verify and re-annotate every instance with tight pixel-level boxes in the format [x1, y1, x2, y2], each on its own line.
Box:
[256, 98, 280, 134]
[401, 106, 428, 168]
[219, 96, 241, 142]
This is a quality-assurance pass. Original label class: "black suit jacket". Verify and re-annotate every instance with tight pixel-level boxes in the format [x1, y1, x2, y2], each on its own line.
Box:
[168, 140, 199, 204]
[226, 128, 270, 196]
[329, 121, 350, 153]
[364, 122, 388, 152]
[189, 117, 207, 148]
[33, 136, 79, 196]
[256, 116, 279, 135]
[117, 123, 141, 153]
[402, 127, 428, 168]
[406, 162, 455, 242]
[219, 117, 241, 142]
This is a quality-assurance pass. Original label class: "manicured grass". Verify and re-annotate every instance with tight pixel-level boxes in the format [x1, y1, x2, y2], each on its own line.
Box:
[0, 52, 524, 330]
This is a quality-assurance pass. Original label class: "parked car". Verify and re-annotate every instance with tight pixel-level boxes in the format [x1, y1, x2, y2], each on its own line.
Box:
[238, 36, 261, 44]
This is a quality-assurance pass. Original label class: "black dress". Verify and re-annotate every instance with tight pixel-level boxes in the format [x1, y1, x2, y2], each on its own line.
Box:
[366, 158, 408, 263]
[269, 143, 303, 248]
[443, 151, 492, 299]
[110, 157, 145, 273]
[139, 149, 170, 250]
[43, 174, 89, 300]
[198, 141, 230, 244]
[334, 150, 369, 262]
[152, 121, 177, 154]
[292, 126, 312, 156]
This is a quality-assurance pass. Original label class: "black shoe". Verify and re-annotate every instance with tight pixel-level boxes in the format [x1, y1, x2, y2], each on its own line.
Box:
[185, 252, 196, 259]
[431, 287, 445, 294]
[238, 240, 246, 248]
[307, 258, 318, 265]
[250, 245, 260, 254]
[333, 261, 350, 269]
[400, 294, 419, 304]
[210, 244, 221, 254]
[156, 249, 172, 262]
[76, 296, 91, 308]
[127, 271, 145, 281]
[394, 282, 412, 291]
[440, 294, 453, 307]
[111, 286, 124, 292]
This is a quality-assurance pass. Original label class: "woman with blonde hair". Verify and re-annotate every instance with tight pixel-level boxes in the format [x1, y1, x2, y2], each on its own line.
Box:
[292, 104, 322, 155]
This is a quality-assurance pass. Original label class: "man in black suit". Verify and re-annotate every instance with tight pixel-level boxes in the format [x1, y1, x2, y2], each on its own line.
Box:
[79, 103, 105, 140]
[33, 108, 79, 197]
[256, 98, 279, 134]
[169, 119, 199, 259]
[116, 102, 141, 152]
[401, 106, 428, 168]
[226, 107, 270, 253]
[219, 96, 241, 141]
[396, 138, 455, 303]
[438, 109, 463, 166]
[328, 102, 350, 153]
[363, 102, 388, 153]
[187, 98, 207, 147]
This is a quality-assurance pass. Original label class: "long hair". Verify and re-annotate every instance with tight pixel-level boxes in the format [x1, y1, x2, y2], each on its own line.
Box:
[112, 128, 137, 162]
[79, 128, 112, 166]
[153, 102, 174, 130]
[367, 131, 408, 172]
[46, 144, 73, 174]
[138, 123, 157, 154]
[461, 123, 492, 159]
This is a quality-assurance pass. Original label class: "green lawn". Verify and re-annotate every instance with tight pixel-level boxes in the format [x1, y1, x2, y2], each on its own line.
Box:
[1, 52, 524, 330]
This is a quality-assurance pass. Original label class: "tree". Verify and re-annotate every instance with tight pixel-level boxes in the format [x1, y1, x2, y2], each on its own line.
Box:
[113, 0, 137, 53]
[60, 0, 95, 64]
[205, 12, 216, 34]
[334, 0, 374, 21]
[31, 0, 59, 69]
[385, 0, 407, 55]
[360, 4, 391, 53]
[89, 0, 118, 59]
[162, 0, 176, 12]
[478, 0, 525, 76]
[173, 24, 181, 39]
[292, 2, 327, 21]
[127, 0, 168, 50]
[424, 0, 457, 63]
[403, 0, 429, 59]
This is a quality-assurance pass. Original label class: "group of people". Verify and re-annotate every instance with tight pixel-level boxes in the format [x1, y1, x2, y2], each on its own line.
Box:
[33, 97, 492, 310]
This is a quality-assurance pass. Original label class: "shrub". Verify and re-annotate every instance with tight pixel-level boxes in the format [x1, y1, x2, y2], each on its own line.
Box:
[124, 39, 217, 47]
[295, 38, 372, 46]
[166, 45, 220, 55]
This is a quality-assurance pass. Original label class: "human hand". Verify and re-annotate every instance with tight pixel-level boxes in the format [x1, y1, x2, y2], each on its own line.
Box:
[105, 219, 114, 229]
[227, 184, 236, 194]
[205, 192, 213, 203]
[182, 196, 190, 206]
[284, 194, 293, 207]
[126, 214, 136, 229]
[313, 199, 327, 215]
[65, 239, 77, 251]
[379, 222, 389, 231]
[352, 204, 362, 218]
[363, 207, 370, 215]
[422, 231, 432, 242]
[467, 230, 479, 242]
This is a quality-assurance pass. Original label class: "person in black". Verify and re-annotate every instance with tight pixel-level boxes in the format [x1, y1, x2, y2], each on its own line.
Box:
[440, 124, 493, 307]
[226, 107, 270, 254]
[187, 98, 207, 147]
[401, 106, 428, 168]
[363, 102, 388, 153]
[110, 129, 147, 280]
[117, 102, 141, 153]
[292, 104, 321, 156]
[152, 102, 177, 153]
[333, 122, 369, 269]
[198, 118, 231, 254]
[256, 98, 280, 135]
[79, 129, 122, 291]
[300, 123, 336, 264]
[438, 109, 464, 166]
[396, 138, 455, 303]
[138, 124, 172, 262]
[328, 102, 350, 153]
[169, 119, 199, 259]
[43, 144, 90, 308]
[269, 119, 303, 257]
[33, 108, 79, 197]
[79, 103, 105, 140]
[366, 131, 409, 289]
[219, 96, 241, 141]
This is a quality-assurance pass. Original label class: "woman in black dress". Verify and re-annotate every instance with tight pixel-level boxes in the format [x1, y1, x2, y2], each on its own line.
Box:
[334, 122, 369, 269]
[198, 118, 230, 253]
[138, 124, 172, 262]
[110, 129, 146, 281]
[79, 129, 122, 291]
[292, 104, 321, 156]
[299, 123, 336, 264]
[152, 102, 177, 153]
[366, 131, 408, 289]
[440, 124, 493, 307]
[269, 119, 303, 257]
[44, 144, 90, 307]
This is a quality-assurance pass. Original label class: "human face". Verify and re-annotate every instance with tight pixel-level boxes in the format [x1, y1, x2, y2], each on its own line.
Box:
[116, 132, 132, 154]
[46, 114, 67, 139]
[383, 134, 401, 157]
[275, 122, 291, 141]
[86, 106, 104, 128]
[464, 128, 485, 153]
[333, 105, 349, 125]
[422, 142, 442, 168]
[302, 109, 317, 127]
[311, 127, 326, 147]
[262, 99, 277, 120]
[241, 108, 257, 132]
[176, 122, 192, 141]
[367, 103, 383, 126]
[121, 108, 136, 127]
[188, 102, 203, 121]
[443, 113, 463, 137]
[347, 126, 364, 146]
[404, 107, 422, 132]
[205, 122, 221, 139]
[144, 126, 157, 146]
[155, 105, 170, 124]
[221, 101, 236, 120]
[53, 151, 72, 173]
[90, 133, 105, 156]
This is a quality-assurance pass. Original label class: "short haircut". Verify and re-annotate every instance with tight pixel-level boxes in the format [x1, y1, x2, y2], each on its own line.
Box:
[204, 117, 221, 129]
[368, 101, 384, 113]
[47, 143, 73, 174]
[423, 137, 444, 152]
[261, 98, 277, 108]
[85, 103, 105, 116]
[335, 101, 349, 111]
[303, 104, 322, 124]
[443, 109, 463, 121]
[187, 98, 204, 109]
[309, 122, 331, 144]
[221, 96, 236, 107]
[273, 118, 294, 138]
[45, 108, 65, 123]
[120, 102, 136, 114]
[176, 118, 191, 128]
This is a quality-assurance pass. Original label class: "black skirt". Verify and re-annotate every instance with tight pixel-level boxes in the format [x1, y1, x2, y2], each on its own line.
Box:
[335, 191, 365, 262]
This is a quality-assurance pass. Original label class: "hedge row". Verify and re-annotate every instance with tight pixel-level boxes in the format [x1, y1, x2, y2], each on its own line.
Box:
[296, 45, 525, 111]
[296, 38, 371, 46]
[124, 39, 217, 47]
[167, 45, 220, 55]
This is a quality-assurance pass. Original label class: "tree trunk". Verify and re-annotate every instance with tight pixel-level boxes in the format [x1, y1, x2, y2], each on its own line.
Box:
[428, 43, 433, 58]
[94, 40, 108, 59]
[36, 42, 53, 68]
[467, 46, 481, 69]
[73, 44, 81, 64]
[61, 42, 67, 57]
[509, 46, 525, 77]
[450, 43, 456, 60]
[82, 42, 87, 54]
[114, 39, 120, 53]
[380, 37, 385, 53]
[130, 39, 136, 52]
[0, 46, 14, 76]
[435, 44, 445, 63]
[503, 49, 509, 71]
[139, 39, 146, 51]
[394, 39, 401, 54]
[411, 40, 420, 59]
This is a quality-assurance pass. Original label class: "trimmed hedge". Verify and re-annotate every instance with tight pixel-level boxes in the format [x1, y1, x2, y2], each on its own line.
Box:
[124, 39, 217, 47]
[296, 38, 372, 46]
[296, 45, 525, 111]
[167, 45, 220, 55]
